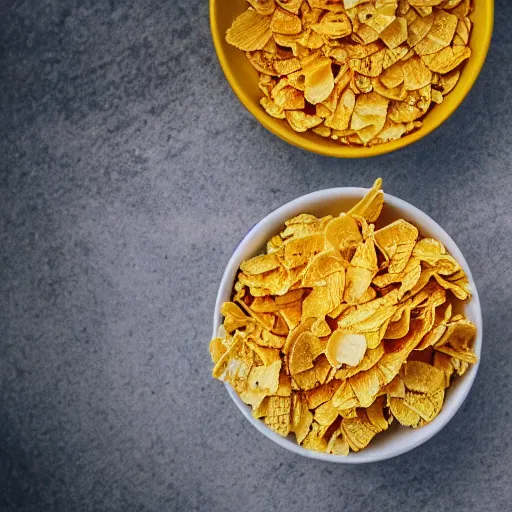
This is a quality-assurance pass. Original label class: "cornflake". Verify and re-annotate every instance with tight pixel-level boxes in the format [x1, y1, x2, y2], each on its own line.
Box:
[210, 179, 478, 454]
[225, 0, 473, 146]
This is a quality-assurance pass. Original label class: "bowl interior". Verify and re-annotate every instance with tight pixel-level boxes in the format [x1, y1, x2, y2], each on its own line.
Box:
[210, 0, 494, 157]
[213, 188, 482, 463]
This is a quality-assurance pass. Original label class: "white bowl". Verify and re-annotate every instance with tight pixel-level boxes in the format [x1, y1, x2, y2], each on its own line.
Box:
[212, 187, 482, 463]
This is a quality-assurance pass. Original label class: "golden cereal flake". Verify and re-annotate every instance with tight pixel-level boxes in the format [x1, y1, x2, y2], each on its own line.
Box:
[367, 318, 392, 348]
[380, 374, 406, 397]
[385, 305, 411, 339]
[380, 16, 408, 49]
[302, 422, 329, 452]
[324, 88, 357, 130]
[309, 0, 345, 13]
[273, 58, 303, 76]
[314, 354, 333, 384]
[379, 61, 405, 88]
[248, 0, 277, 16]
[343, 0, 368, 8]
[350, 49, 386, 78]
[332, 379, 359, 409]
[336, 344, 385, 380]
[350, 92, 389, 140]
[302, 270, 346, 319]
[314, 399, 340, 427]
[221, 302, 255, 333]
[366, 396, 389, 432]
[432, 351, 455, 388]
[284, 110, 322, 131]
[248, 358, 282, 391]
[291, 393, 314, 443]
[383, 45, 410, 69]
[248, 341, 281, 366]
[302, 250, 347, 287]
[275, 0, 302, 14]
[377, 314, 435, 383]
[453, 16, 471, 46]
[442, 0, 464, 8]
[435, 318, 476, 351]
[409, 0, 443, 5]
[372, 79, 407, 101]
[209, 337, 227, 364]
[289, 331, 325, 374]
[402, 360, 445, 394]
[345, 235, 378, 303]
[402, 56, 432, 90]
[311, 12, 352, 37]
[422, 45, 471, 73]
[283, 317, 316, 354]
[311, 317, 332, 337]
[325, 214, 363, 251]
[435, 345, 477, 364]
[338, 291, 399, 333]
[358, 4, 397, 34]
[407, 11, 434, 46]
[403, 388, 444, 423]
[271, 7, 303, 35]
[348, 178, 384, 223]
[277, 370, 293, 396]
[450, 0, 471, 19]
[354, 23, 381, 44]
[240, 252, 282, 275]
[349, 365, 385, 407]
[260, 329, 287, 349]
[283, 233, 325, 269]
[260, 97, 286, 118]
[375, 219, 419, 273]
[303, 54, 335, 104]
[413, 5, 433, 17]
[326, 426, 350, 455]
[306, 380, 343, 409]
[341, 415, 378, 451]
[433, 273, 470, 300]
[264, 396, 292, 436]
[226, 10, 273, 51]
[292, 367, 319, 390]
[312, 124, 332, 137]
[274, 84, 306, 110]
[344, 267, 375, 303]
[389, 397, 421, 426]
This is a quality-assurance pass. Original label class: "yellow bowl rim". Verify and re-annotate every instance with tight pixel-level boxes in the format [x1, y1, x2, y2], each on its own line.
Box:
[210, 0, 494, 158]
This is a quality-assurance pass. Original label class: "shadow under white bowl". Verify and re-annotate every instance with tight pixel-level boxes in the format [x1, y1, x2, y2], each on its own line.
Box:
[212, 188, 482, 463]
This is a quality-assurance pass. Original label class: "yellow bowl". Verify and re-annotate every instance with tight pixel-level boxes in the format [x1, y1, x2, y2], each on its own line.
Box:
[210, 1, 494, 158]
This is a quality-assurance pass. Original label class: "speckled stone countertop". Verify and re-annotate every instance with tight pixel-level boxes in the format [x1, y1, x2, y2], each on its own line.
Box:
[1, 1, 511, 511]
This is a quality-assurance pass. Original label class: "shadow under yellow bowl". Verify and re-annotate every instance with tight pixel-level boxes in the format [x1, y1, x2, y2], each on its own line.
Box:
[210, 1, 494, 158]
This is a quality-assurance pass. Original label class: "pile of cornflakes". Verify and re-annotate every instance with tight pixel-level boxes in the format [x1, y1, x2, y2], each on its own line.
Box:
[225, 0, 473, 146]
[209, 179, 477, 455]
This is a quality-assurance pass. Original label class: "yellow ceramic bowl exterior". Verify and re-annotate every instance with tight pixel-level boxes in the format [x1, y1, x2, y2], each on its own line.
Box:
[210, 1, 494, 158]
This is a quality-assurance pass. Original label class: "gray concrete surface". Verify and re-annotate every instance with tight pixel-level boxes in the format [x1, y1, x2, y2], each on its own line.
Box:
[1, 1, 511, 510]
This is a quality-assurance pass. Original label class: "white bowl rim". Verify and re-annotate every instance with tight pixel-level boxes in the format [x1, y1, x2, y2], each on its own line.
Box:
[212, 187, 482, 464]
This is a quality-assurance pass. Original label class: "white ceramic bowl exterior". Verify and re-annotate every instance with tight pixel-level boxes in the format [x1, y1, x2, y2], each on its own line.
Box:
[212, 188, 482, 463]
